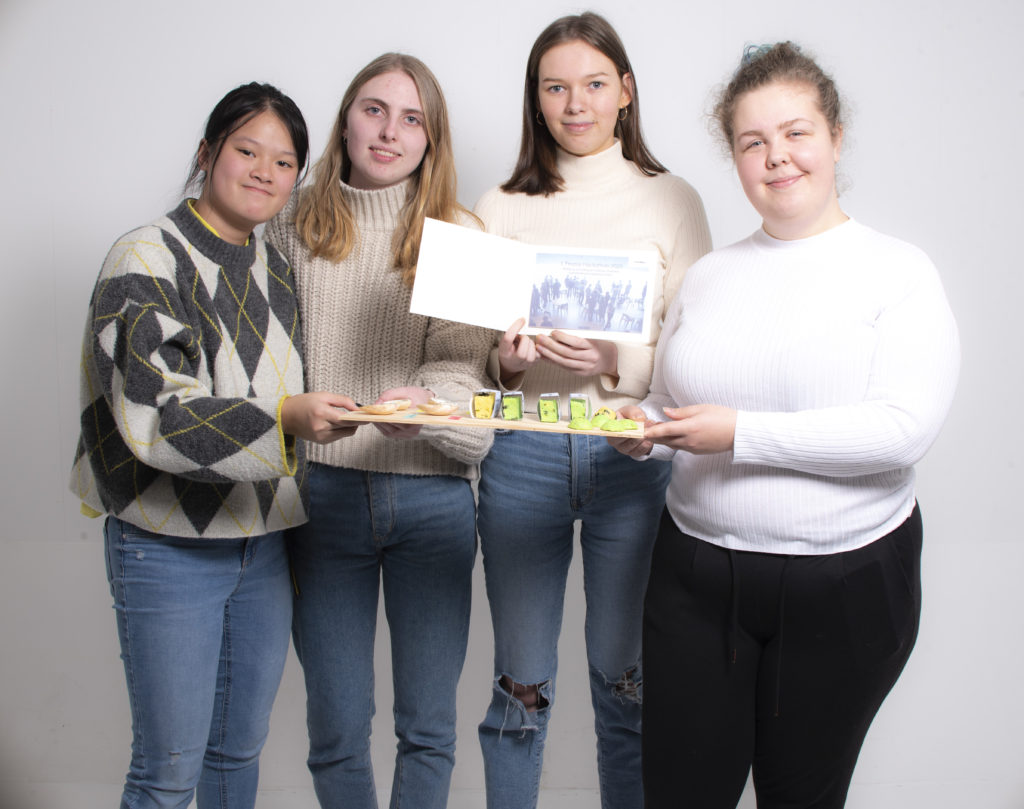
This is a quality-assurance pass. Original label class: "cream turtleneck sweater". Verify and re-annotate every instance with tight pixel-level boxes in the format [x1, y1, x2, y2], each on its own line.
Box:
[474, 141, 711, 412]
[267, 180, 494, 479]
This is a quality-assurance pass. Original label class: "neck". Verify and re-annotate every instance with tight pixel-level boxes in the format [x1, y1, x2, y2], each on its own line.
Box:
[193, 194, 250, 245]
[762, 200, 848, 241]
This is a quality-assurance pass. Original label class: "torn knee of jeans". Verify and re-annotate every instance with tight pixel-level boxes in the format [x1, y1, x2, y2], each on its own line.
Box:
[598, 662, 643, 704]
[498, 674, 551, 712]
[490, 674, 552, 739]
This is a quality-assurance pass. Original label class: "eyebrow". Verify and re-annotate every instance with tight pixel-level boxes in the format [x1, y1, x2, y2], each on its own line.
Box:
[737, 118, 816, 139]
[540, 71, 612, 83]
[232, 134, 297, 158]
[360, 96, 424, 117]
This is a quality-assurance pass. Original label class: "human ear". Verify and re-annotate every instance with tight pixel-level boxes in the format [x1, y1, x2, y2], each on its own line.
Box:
[832, 124, 843, 162]
[619, 72, 634, 108]
[197, 140, 211, 173]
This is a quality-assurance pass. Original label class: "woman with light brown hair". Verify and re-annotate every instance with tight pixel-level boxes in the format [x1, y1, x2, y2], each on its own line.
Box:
[474, 12, 711, 809]
[266, 53, 493, 809]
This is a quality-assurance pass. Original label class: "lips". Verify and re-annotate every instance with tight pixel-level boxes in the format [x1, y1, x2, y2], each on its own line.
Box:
[562, 122, 594, 133]
[370, 146, 401, 160]
[767, 174, 802, 189]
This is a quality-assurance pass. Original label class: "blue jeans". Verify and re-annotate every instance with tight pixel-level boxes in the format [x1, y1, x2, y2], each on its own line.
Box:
[477, 431, 671, 809]
[289, 463, 476, 809]
[104, 516, 292, 809]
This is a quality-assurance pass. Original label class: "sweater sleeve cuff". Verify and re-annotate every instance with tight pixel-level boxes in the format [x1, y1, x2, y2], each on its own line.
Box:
[276, 396, 298, 477]
[605, 341, 654, 399]
[487, 347, 525, 392]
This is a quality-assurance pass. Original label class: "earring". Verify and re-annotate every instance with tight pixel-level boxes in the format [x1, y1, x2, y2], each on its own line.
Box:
[536, 110, 545, 126]
[618, 106, 629, 121]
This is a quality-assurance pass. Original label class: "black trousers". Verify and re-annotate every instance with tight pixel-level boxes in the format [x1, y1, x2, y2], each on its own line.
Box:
[642, 505, 922, 809]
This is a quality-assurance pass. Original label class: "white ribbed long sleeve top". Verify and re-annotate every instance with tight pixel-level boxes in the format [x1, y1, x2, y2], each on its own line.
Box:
[642, 220, 959, 554]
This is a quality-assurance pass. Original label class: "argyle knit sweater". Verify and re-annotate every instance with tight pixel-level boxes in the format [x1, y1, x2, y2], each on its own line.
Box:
[70, 201, 307, 538]
[266, 180, 494, 479]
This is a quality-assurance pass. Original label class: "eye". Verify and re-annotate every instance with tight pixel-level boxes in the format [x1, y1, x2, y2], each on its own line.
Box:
[545, 84, 565, 94]
[789, 130, 806, 138]
[404, 114, 422, 126]
[277, 160, 294, 169]
[366, 105, 384, 116]
[237, 148, 254, 157]
[741, 139, 763, 151]
[588, 80, 605, 90]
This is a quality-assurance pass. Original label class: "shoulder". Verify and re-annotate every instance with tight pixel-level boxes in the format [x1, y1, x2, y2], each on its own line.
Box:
[473, 185, 513, 222]
[845, 220, 932, 262]
[452, 207, 484, 232]
[619, 170, 708, 236]
[99, 210, 187, 281]
[264, 192, 304, 261]
[830, 221, 941, 291]
[684, 232, 758, 276]
[646, 170, 704, 204]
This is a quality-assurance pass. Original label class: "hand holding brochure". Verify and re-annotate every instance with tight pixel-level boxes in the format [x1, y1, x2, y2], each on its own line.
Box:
[410, 218, 658, 343]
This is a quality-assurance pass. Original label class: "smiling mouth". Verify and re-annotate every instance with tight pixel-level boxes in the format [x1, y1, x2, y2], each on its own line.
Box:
[767, 175, 802, 189]
[370, 146, 401, 159]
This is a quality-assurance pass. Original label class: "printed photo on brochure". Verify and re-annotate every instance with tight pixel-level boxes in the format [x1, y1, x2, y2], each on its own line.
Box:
[410, 218, 659, 344]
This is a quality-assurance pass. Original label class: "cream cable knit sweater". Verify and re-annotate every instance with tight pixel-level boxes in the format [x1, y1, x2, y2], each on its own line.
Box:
[475, 141, 711, 411]
[267, 180, 494, 479]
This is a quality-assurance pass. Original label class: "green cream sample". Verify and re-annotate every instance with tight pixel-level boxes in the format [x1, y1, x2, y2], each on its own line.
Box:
[537, 393, 560, 423]
[502, 392, 524, 420]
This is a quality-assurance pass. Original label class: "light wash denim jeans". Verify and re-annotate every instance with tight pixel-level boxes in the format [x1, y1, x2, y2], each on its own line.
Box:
[477, 430, 670, 809]
[104, 516, 292, 809]
[288, 463, 476, 809]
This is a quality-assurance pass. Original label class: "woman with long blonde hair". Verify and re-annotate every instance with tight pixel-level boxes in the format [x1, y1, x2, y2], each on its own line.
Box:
[267, 53, 494, 809]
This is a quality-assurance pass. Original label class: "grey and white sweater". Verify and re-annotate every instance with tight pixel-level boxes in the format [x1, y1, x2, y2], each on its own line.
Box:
[70, 200, 308, 538]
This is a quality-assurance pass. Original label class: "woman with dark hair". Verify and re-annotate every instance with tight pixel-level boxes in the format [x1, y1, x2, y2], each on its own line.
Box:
[611, 42, 959, 808]
[266, 54, 494, 809]
[474, 13, 711, 809]
[71, 82, 361, 809]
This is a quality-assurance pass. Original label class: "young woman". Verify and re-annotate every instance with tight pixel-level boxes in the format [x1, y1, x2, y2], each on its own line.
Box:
[266, 54, 494, 809]
[474, 13, 711, 809]
[71, 82, 361, 809]
[611, 43, 960, 808]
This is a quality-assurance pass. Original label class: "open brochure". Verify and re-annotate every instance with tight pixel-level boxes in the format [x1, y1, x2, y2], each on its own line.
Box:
[410, 218, 659, 343]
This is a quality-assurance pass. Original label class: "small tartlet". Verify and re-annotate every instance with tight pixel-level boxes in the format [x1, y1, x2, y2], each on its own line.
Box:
[359, 398, 412, 415]
[417, 398, 459, 416]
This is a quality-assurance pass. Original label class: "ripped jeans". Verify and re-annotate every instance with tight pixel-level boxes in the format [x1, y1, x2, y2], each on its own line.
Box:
[477, 430, 671, 809]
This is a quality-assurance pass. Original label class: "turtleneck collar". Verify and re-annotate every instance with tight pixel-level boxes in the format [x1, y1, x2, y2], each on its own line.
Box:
[555, 140, 634, 192]
[340, 177, 413, 232]
[169, 200, 256, 271]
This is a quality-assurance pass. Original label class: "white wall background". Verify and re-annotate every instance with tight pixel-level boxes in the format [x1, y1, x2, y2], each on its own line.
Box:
[1, 0, 1021, 806]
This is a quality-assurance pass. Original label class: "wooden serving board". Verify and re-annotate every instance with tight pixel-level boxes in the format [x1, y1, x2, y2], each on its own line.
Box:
[332, 408, 644, 438]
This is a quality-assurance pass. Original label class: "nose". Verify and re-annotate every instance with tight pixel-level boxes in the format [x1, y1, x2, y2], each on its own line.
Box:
[766, 143, 789, 168]
[251, 156, 272, 183]
[565, 87, 584, 114]
[380, 115, 398, 141]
